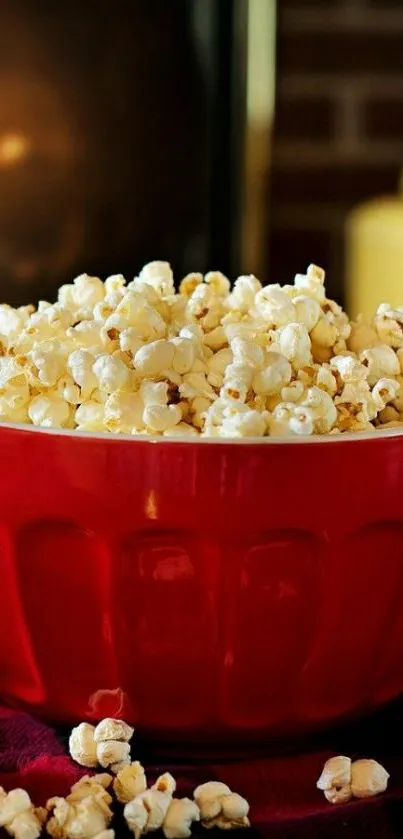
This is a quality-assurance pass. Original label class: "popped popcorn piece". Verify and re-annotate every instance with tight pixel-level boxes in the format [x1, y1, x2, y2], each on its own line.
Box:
[69, 723, 98, 769]
[92, 355, 130, 394]
[134, 341, 174, 377]
[124, 790, 172, 838]
[253, 352, 292, 396]
[163, 799, 200, 839]
[28, 393, 71, 428]
[68, 350, 98, 399]
[0, 787, 46, 839]
[360, 345, 400, 386]
[96, 740, 131, 771]
[113, 762, 147, 805]
[228, 275, 262, 312]
[276, 323, 312, 369]
[67, 776, 112, 805]
[254, 284, 294, 327]
[292, 295, 321, 332]
[47, 795, 112, 839]
[193, 783, 249, 830]
[374, 304, 403, 348]
[350, 759, 389, 799]
[317, 756, 352, 805]
[294, 263, 326, 303]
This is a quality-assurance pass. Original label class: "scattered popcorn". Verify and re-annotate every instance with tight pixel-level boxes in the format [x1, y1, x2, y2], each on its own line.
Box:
[162, 799, 200, 839]
[317, 756, 352, 805]
[69, 718, 133, 773]
[124, 790, 172, 838]
[193, 783, 250, 830]
[69, 723, 98, 769]
[317, 756, 389, 805]
[113, 762, 147, 805]
[350, 759, 389, 799]
[93, 719, 134, 744]
[47, 775, 113, 839]
[0, 788, 46, 839]
[2, 261, 403, 437]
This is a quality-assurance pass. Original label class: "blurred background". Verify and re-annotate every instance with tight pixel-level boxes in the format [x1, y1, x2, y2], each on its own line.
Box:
[0, 0, 402, 312]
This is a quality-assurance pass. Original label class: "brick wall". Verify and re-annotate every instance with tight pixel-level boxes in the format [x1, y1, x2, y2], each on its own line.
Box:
[270, 0, 403, 302]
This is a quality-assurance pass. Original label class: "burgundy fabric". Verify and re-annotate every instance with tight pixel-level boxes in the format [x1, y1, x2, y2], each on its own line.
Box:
[0, 707, 402, 837]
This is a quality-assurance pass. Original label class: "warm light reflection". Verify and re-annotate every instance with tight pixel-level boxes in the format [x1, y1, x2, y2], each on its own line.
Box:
[0, 132, 30, 167]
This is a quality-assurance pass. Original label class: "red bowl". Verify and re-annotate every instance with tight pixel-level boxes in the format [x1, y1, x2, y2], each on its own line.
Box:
[0, 423, 403, 745]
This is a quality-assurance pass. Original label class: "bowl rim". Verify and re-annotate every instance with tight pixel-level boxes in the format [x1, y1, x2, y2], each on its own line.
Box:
[1, 420, 403, 446]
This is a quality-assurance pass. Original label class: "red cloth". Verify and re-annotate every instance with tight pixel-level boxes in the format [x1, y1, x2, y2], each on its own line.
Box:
[0, 707, 402, 837]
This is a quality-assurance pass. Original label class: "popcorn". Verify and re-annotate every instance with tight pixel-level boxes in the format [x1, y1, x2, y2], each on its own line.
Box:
[69, 724, 98, 769]
[193, 782, 250, 830]
[292, 295, 321, 332]
[294, 263, 326, 304]
[317, 756, 352, 805]
[317, 756, 389, 804]
[0, 788, 46, 839]
[28, 394, 71, 428]
[350, 759, 389, 799]
[252, 352, 292, 396]
[254, 284, 294, 326]
[69, 718, 133, 774]
[360, 345, 400, 386]
[124, 789, 172, 838]
[134, 340, 174, 377]
[1, 259, 403, 438]
[92, 355, 130, 394]
[162, 799, 200, 839]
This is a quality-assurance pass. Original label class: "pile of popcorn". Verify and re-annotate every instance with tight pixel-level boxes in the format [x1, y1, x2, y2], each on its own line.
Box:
[0, 715, 390, 839]
[2, 260, 403, 437]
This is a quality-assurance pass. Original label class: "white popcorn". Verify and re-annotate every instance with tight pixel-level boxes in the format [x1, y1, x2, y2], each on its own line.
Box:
[113, 762, 147, 805]
[254, 284, 295, 326]
[163, 799, 200, 839]
[143, 404, 182, 433]
[330, 354, 368, 384]
[92, 355, 130, 394]
[28, 394, 70, 428]
[301, 386, 337, 433]
[29, 340, 68, 387]
[231, 337, 264, 369]
[193, 783, 249, 830]
[294, 263, 326, 303]
[360, 344, 400, 386]
[171, 338, 196, 374]
[68, 350, 98, 399]
[124, 790, 172, 838]
[47, 794, 113, 839]
[374, 304, 403, 348]
[0, 305, 24, 347]
[253, 352, 292, 396]
[372, 378, 400, 412]
[69, 723, 98, 768]
[3, 258, 403, 438]
[138, 261, 175, 297]
[153, 774, 177, 797]
[350, 759, 389, 799]
[276, 323, 312, 369]
[134, 340, 174, 377]
[59, 273, 105, 318]
[0, 788, 46, 839]
[104, 392, 145, 434]
[317, 756, 352, 805]
[228, 274, 262, 312]
[75, 401, 105, 432]
[205, 271, 231, 296]
[93, 718, 134, 743]
[292, 295, 321, 332]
